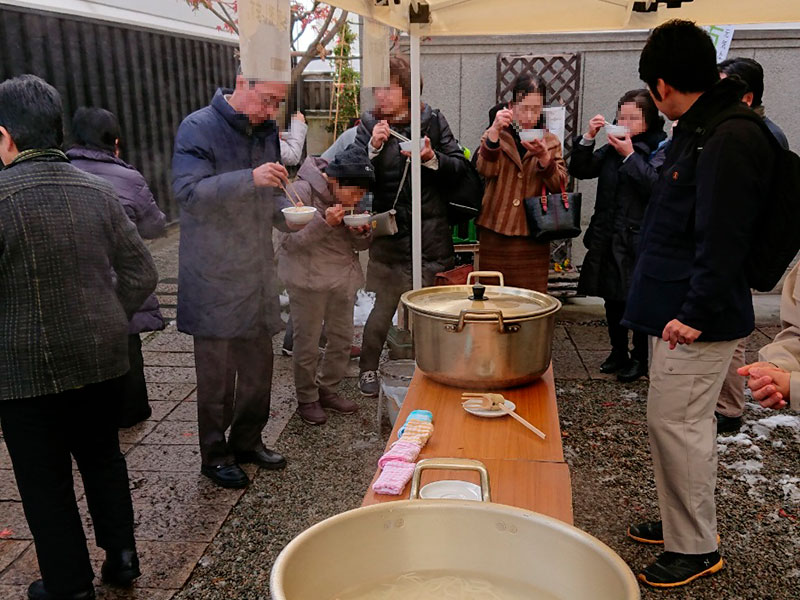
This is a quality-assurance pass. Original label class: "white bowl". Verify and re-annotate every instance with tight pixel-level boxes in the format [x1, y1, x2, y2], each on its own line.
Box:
[519, 129, 545, 142]
[281, 206, 317, 226]
[398, 139, 425, 153]
[343, 213, 372, 227]
[604, 123, 629, 138]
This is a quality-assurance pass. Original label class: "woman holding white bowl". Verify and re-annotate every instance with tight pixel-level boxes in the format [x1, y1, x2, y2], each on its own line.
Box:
[475, 74, 567, 292]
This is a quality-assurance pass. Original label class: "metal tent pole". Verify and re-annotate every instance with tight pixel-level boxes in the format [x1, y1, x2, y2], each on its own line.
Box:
[410, 26, 422, 290]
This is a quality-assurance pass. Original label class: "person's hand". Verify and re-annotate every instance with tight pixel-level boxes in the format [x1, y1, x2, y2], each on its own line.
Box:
[737, 362, 791, 409]
[586, 114, 605, 139]
[371, 120, 390, 150]
[400, 136, 435, 162]
[325, 204, 345, 226]
[662, 319, 702, 350]
[488, 108, 513, 142]
[292, 111, 305, 124]
[522, 138, 551, 168]
[349, 223, 372, 235]
[253, 162, 289, 188]
[607, 132, 634, 158]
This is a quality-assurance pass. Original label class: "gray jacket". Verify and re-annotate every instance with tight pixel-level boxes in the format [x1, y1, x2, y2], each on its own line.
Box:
[67, 146, 166, 334]
[0, 155, 158, 401]
[277, 157, 371, 293]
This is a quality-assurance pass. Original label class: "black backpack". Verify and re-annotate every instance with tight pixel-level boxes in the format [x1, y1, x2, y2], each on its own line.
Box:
[426, 110, 483, 225]
[698, 108, 800, 292]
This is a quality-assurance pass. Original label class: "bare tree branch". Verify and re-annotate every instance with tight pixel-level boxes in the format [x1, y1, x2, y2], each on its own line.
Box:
[291, 9, 349, 84]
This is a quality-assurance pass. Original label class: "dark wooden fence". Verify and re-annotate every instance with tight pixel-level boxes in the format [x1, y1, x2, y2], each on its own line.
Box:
[0, 5, 237, 221]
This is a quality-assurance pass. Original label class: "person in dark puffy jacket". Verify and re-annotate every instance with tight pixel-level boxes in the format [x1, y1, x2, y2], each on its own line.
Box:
[351, 55, 469, 397]
[570, 89, 665, 382]
[67, 107, 167, 427]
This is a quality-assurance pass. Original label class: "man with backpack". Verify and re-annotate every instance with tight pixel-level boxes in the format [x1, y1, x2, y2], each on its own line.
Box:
[621, 20, 785, 588]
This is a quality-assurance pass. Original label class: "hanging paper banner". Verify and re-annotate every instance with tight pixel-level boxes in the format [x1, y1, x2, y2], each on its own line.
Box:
[703, 25, 736, 63]
[238, 0, 291, 82]
[362, 17, 391, 88]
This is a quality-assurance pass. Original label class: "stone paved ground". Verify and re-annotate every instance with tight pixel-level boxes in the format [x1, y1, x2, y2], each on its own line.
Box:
[0, 228, 796, 599]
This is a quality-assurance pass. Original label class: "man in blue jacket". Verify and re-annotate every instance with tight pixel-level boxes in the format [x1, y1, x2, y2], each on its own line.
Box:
[622, 21, 776, 588]
[172, 74, 293, 489]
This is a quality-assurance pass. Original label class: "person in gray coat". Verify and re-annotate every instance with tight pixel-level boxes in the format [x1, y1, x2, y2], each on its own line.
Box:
[277, 148, 373, 425]
[172, 75, 295, 489]
[67, 107, 167, 428]
[0, 75, 158, 600]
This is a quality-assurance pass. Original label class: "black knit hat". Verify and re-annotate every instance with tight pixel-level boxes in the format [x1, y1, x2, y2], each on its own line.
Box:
[325, 145, 375, 184]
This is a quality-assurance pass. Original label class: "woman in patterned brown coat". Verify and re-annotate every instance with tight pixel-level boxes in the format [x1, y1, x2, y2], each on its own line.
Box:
[475, 74, 567, 291]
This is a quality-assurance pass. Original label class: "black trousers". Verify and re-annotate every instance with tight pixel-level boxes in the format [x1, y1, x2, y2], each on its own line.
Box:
[359, 283, 406, 373]
[119, 334, 151, 428]
[605, 299, 648, 362]
[0, 377, 135, 596]
[193, 335, 274, 467]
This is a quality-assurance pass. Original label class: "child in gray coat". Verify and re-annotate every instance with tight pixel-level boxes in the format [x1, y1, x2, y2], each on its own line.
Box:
[278, 147, 374, 425]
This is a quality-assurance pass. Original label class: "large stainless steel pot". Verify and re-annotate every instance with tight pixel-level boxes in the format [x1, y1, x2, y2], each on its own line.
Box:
[271, 459, 640, 599]
[401, 271, 561, 389]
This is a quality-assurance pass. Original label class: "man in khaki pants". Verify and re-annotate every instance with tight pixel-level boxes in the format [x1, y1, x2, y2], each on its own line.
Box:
[621, 21, 777, 588]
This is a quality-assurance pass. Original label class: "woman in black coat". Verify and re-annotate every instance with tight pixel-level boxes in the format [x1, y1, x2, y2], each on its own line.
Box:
[570, 89, 666, 382]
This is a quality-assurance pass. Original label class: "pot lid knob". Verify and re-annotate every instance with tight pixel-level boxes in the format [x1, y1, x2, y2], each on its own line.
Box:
[470, 283, 486, 301]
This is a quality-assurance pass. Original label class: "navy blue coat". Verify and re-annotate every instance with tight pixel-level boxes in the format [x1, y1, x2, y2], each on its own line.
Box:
[172, 89, 291, 339]
[570, 129, 665, 301]
[622, 79, 775, 341]
[68, 147, 166, 334]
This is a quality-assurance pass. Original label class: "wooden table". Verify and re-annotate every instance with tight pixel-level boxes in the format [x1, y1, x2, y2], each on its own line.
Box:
[362, 367, 574, 524]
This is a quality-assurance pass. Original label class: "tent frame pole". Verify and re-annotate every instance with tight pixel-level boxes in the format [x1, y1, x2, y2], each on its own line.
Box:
[410, 26, 423, 290]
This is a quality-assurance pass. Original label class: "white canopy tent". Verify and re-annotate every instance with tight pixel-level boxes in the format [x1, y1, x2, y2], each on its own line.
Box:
[307, 1, 800, 289]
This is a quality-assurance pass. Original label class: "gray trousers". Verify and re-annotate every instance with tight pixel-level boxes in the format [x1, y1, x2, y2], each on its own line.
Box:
[647, 336, 741, 554]
[288, 286, 356, 405]
[193, 335, 274, 466]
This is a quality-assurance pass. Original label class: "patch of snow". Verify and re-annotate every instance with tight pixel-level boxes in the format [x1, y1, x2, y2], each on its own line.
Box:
[619, 390, 641, 401]
[352, 290, 375, 326]
[724, 459, 764, 474]
[778, 475, 800, 503]
[772, 440, 785, 449]
[745, 413, 800, 440]
[279, 290, 290, 308]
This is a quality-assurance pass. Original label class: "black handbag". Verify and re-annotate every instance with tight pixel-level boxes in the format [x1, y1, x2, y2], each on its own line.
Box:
[524, 181, 582, 242]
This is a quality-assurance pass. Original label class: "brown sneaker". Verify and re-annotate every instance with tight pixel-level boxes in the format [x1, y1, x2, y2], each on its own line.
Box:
[297, 401, 328, 425]
[319, 390, 359, 414]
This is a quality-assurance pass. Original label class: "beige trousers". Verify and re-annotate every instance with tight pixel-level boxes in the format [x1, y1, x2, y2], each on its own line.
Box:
[288, 286, 356, 405]
[715, 339, 747, 418]
[647, 336, 741, 554]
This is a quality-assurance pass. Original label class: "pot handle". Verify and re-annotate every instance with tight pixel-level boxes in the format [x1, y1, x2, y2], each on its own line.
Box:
[466, 271, 505, 287]
[447, 309, 517, 334]
[409, 458, 491, 502]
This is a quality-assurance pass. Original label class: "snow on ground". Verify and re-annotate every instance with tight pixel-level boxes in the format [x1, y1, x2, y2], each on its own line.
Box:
[352, 289, 375, 326]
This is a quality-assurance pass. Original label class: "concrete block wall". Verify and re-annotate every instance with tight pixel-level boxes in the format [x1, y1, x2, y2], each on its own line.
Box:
[412, 29, 800, 266]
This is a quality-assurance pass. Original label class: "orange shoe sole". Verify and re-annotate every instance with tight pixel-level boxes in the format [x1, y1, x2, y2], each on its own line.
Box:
[638, 558, 724, 588]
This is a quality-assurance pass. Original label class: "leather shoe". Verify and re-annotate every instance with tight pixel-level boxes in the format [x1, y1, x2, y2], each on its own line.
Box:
[27, 580, 95, 600]
[297, 401, 328, 425]
[101, 548, 141, 587]
[201, 464, 249, 488]
[600, 350, 629, 374]
[319, 390, 359, 414]
[715, 412, 743, 434]
[617, 358, 647, 382]
[234, 448, 287, 470]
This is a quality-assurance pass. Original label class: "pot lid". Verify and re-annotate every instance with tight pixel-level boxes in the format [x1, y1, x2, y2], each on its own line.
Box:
[401, 283, 561, 321]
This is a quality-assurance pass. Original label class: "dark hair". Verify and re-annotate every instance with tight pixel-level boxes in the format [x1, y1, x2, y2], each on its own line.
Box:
[718, 57, 764, 107]
[511, 73, 547, 106]
[0, 74, 63, 151]
[639, 20, 719, 100]
[71, 107, 120, 153]
[617, 88, 664, 133]
[389, 54, 423, 99]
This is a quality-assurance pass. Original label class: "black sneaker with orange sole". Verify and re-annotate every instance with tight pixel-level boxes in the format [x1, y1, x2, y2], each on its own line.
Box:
[639, 551, 723, 588]
[627, 520, 720, 545]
